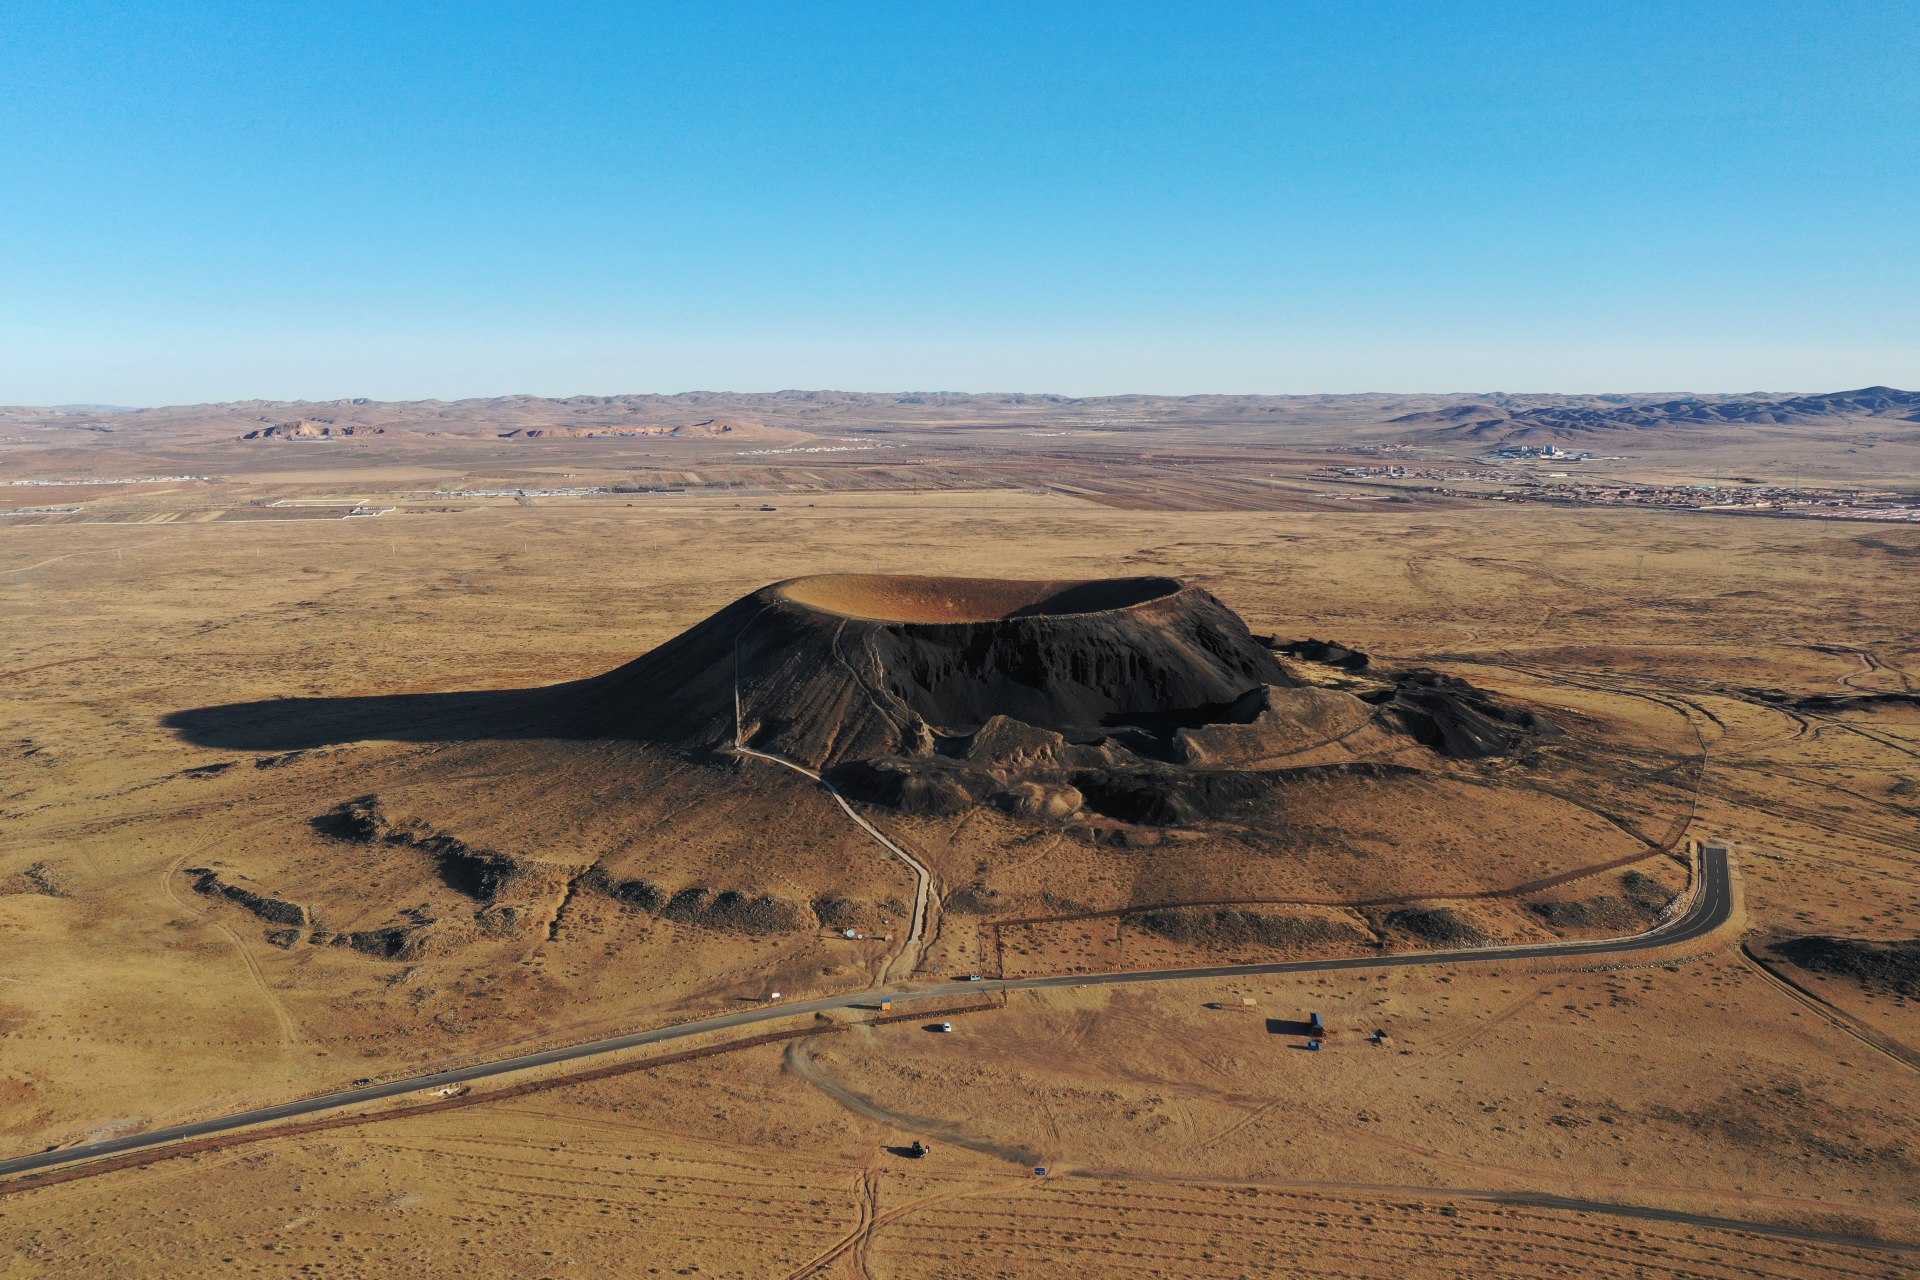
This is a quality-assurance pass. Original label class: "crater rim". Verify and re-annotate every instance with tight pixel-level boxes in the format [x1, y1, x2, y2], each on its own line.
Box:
[770, 573, 1187, 624]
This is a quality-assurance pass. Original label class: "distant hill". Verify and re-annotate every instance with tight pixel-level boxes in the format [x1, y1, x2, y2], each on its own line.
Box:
[1389, 386, 1920, 445]
[4, 386, 1913, 450]
[240, 420, 392, 440]
[0, 395, 815, 446]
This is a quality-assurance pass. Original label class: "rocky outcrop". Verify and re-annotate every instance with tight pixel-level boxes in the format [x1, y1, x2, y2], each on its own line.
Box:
[1129, 908, 1363, 951]
[330, 925, 420, 959]
[0, 861, 67, 898]
[1379, 905, 1485, 946]
[1275, 638, 1370, 670]
[407, 833, 529, 902]
[1772, 935, 1920, 997]
[312, 795, 540, 902]
[312, 795, 386, 842]
[1527, 870, 1673, 932]
[657, 887, 803, 935]
[582, 868, 804, 934]
[241, 420, 386, 440]
[826, 759, 989, 817]
[1169, 685, 1378, 766]
[185, 868, 309, 927]
[992, 781, 1082, 821]
[1373, 671, 1547, 759]
[585, 871, 664, 912]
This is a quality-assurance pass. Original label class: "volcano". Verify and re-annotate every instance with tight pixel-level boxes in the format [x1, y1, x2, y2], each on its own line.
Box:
[157, 572, 1685, 1001]
[565, 573, 1545, 822]
[582, 574, 1292, 767]
[169, 572, 1551, 830]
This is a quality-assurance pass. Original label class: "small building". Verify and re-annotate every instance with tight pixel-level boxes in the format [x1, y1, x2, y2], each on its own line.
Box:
[1309, 1012, 1325, 1035]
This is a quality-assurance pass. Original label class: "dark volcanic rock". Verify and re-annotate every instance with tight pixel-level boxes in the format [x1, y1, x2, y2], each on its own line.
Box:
[992, 780, 1083, 821]
[591, 872, 664, 912]
[658, 886, 803, 934]
[1772, 935, 1920, 997]
[407, 832, 525, 902]
[176, 574, 1557, 831]
[312, 797, 532, 903]
[312, 795, 386, 842]
[1382, 906, 1484, 946]
[827, 758, 989, 816]
[1072, 766, 1270, 825]
[579, 574, 1294, 770]
[1751, 690, 1920, 714]
[332, 925, 424, 960]
[186, 867, 309, 927]
[1377, 671, 1545, 759]
[271, 574, 1547, 833]
[1276, 638, 1370, 670]
[1130, 909, 1359, 950]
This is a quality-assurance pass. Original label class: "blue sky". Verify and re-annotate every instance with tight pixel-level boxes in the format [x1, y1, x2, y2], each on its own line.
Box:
[2, 1, 1915, 402]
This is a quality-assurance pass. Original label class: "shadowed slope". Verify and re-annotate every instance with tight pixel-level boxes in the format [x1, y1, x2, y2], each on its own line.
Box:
[165, 575, 1293, 771]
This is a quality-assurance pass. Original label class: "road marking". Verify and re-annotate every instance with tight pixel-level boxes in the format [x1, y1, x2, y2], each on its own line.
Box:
[0, 851, 1730, 1183]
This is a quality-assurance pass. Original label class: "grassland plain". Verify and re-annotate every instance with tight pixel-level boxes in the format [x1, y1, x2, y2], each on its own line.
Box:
[3, 400, 1919, 1276]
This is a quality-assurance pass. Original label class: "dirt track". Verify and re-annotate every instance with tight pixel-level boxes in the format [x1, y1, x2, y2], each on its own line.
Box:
[0, 850, 1731, 1186]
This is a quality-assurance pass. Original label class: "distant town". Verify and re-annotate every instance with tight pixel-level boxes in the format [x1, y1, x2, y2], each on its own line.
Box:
[1319, 465, 1920, 522]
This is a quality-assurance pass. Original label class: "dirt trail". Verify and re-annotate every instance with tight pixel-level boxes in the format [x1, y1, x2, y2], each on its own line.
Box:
[782, 1019, 1920, 1259]
[0, 852, 1731, 1186]
[1063, 1169, 1920, 1258]
[3, 531, 184, 577]
[784, 1162, 1037, 1280]
[1737, 942, 1920, 1074]
[782, 1039, 1045, 1168]
[159, 842, 303, 1059]
[735, 744, 934, 982]
[781, 1162, 879, 1280]
[732, 606, 937, 981]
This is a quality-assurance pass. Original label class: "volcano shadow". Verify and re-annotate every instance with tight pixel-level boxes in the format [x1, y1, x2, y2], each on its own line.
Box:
[162, 682, 604, 752]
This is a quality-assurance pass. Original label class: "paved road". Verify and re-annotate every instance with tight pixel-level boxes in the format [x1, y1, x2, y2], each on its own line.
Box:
[0, 849, 1729, 1182]
[733, 743, 934, 974]
[732, 611, 934, 973]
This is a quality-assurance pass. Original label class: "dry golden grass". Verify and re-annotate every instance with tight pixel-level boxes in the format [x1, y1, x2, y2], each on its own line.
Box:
[4, 418, 1919, 1275]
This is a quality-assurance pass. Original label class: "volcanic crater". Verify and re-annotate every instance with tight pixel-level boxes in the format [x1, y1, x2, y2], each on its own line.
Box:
[158, 571, 1696, 987]
[581, 573, 1550, 825]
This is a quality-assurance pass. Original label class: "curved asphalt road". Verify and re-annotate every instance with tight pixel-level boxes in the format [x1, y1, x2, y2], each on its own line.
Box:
[0, 849, 1730, 1181]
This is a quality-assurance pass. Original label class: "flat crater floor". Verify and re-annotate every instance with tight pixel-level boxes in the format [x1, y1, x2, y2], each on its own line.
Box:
[774, 573, 1185, 622]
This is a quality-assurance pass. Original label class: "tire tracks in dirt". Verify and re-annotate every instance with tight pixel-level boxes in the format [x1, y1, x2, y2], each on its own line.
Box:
[784, 1165, 1036, 1280]
[156, 825, 304, 1058]
[1736, 942, 1920, 1075]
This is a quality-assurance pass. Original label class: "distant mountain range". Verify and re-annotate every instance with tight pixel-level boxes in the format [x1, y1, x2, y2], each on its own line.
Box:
[2, 386, 1912, 448]
[1387, 386, 1920, 444]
